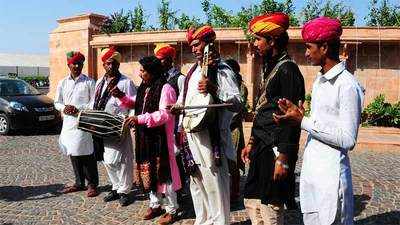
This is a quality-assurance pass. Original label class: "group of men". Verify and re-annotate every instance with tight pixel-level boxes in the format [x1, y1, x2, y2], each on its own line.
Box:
[54, 11, 364, 225]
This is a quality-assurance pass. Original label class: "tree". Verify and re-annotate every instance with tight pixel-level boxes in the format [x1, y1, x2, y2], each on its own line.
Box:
[158, 0, 178, 30]
[131, 3, 146, 31]
[366, 0, 400, 26]
[100, 9, 131, 34]
[176, 13, 201, 30]
[201, 0, 212, 24]
[210, 5, 234, 27]
[300, 0, 355, 26]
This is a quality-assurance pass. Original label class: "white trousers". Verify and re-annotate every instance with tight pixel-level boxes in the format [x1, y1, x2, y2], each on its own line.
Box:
[103, 159, 133, 194]
[244, 199, 284, 225]
[187, 130, 231, 225]
[149, 182, 179, 214]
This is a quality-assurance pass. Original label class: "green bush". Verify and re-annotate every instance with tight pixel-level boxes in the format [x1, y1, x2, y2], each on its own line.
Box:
[304, 93, 312, 117]
[362, 94, 400, 128]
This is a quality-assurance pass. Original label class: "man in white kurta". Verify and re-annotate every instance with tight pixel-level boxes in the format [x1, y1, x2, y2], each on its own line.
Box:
[94, 48, 137, 206]
[175, 26, 242, 225]
[273, 17, 365, 225]
[54, 51, 99, 197]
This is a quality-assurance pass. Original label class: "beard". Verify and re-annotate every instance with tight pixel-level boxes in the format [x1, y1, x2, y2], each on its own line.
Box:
[262, 48, 274, 60]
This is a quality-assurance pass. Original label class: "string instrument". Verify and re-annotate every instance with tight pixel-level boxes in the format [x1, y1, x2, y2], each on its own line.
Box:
[182, 43, 216, 133]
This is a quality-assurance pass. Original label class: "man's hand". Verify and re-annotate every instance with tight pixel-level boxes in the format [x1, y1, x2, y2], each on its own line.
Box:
[273, 98, 305, 125]
[198, 78, 218, 95]
[241, 144, 252, 164]
[125, 116, 138, 128]
[273, 153, 289, 181]
[110, 86, 125, 99]
[63, 105, 79, 116]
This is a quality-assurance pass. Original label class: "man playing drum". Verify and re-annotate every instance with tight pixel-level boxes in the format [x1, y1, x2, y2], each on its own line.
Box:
[171, 25, 243, 225]
[55, 51, 99, 197]
[93, 47, 137, 207]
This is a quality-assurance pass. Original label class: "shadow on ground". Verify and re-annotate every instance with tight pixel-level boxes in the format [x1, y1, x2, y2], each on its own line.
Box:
[355, 211, 400, 225]
[0, 184, 63, 202]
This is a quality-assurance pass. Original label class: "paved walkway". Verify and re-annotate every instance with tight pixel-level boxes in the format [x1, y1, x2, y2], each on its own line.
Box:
[0, 133, 399, 225]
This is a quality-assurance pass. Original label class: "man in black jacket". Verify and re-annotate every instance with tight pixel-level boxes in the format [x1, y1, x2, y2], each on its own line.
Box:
[241, 12, 305, 225]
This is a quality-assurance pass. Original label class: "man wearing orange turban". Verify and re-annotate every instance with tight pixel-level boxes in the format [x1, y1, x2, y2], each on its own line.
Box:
[170, 25, 243, 224]
[273, 16, 365, 225]
[93, 46, 137, 207]
[154, 43, 185, 96]
[242, 12, 305, 225]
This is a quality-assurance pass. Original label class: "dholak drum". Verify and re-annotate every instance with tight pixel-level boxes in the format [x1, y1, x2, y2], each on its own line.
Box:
[77, 110, 126, 139]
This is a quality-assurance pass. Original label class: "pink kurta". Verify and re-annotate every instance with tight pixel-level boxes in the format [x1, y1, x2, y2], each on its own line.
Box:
[119, 84, 181, 193]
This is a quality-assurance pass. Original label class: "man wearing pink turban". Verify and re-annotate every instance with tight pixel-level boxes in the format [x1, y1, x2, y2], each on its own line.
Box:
[273, 17, 365, 225]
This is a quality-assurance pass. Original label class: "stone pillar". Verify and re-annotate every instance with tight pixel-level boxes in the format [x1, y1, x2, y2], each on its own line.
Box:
[246, 42, 256, 107]
[48, 13, 107, 98]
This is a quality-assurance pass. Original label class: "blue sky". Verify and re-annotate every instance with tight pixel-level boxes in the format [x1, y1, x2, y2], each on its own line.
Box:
[0, 0, 397, 54]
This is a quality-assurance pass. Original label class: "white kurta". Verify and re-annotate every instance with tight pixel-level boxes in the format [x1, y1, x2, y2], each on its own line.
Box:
[178, 61, 242, 225]
[54, 74, 95, 156]
[300, 61, 364, 225]
[95, 74, 137, 165]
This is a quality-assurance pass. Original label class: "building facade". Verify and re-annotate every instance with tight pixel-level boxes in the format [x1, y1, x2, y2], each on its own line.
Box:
[49, 13, 400, 107]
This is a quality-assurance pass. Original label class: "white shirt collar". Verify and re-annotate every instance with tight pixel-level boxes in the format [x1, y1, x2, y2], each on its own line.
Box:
[68, 74, 84, 82]
[318, 61, 346, 82]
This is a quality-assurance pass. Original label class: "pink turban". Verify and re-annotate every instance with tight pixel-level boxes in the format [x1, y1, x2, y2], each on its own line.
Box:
[302, 17, 342, 43]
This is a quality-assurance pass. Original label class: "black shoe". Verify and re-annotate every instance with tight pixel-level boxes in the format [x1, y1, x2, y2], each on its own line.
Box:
[103, 190, 119, 202]
[119, 193, 130, 207]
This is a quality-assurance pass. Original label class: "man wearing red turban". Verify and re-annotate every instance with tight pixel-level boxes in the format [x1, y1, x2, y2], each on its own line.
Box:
[93, 47, 137, 207]
[241, 12, 305, 225]
[273, 16, 365, 225]
[170, 25, 243, 224]
[55, 51, 99, 198]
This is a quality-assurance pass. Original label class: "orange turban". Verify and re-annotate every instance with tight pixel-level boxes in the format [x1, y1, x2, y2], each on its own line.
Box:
[302, 17, 342, 43]
[248, 12, 289, 37]
[100, 47, 122, 63]
[186, 25, 216, 45]
[154, 43, 176, 59]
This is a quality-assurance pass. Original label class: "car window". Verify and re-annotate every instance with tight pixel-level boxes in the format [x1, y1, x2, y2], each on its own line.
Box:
[0, 79, 40, 96]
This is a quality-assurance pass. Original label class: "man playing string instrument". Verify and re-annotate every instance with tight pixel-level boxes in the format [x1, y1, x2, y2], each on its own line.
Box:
[171, 25, 243, 225]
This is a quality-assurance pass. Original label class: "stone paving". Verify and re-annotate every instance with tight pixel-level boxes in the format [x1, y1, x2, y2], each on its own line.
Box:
[0, 132, 399, 225]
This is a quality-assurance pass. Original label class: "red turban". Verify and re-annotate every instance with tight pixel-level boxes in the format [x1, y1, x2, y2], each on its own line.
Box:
[302, 17, 342, 43]
[100, 47, 122, 63]
[248, 12, 289, 37]
[154, 43, 176, 59]
[187, 25, 216, 45]
[66, 51, 85, 65]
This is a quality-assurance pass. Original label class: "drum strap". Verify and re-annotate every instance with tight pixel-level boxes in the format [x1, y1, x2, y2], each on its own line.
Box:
[93, 73, 121, 110]
[92, 72, 121, 161]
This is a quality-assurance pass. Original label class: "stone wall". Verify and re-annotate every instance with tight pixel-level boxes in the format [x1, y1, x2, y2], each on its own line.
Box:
[49, 14, 400, 107]
[48, 13, 106, 98]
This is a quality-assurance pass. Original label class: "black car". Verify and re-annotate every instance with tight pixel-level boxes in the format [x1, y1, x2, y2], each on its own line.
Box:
[0, 77, 61, 135]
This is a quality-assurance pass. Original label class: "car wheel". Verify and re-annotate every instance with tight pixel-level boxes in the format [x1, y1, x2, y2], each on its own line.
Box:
[0, 114, 10, 135]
